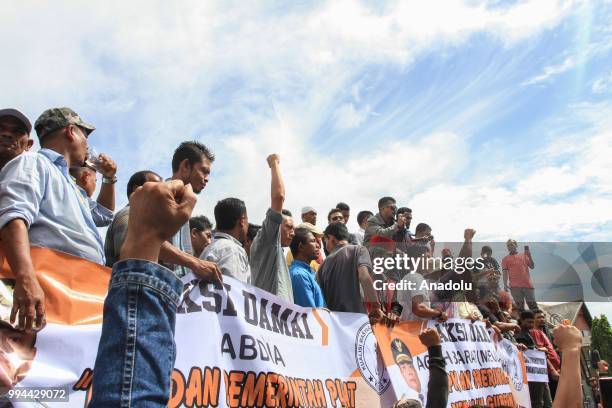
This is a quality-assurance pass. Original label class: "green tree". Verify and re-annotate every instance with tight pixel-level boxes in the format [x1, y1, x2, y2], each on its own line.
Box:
[591, 315, 612, 364]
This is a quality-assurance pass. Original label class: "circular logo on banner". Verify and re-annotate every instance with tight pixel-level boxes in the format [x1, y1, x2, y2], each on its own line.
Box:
[355, 322, 390, 394]
[501, 340, 524, 391]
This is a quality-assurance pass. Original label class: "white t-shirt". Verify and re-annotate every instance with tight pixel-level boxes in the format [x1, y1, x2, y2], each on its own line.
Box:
[397, 273, 430, 321]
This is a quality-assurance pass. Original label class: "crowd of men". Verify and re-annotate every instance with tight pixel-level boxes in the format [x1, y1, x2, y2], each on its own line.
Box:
[0, 107, 601, 407]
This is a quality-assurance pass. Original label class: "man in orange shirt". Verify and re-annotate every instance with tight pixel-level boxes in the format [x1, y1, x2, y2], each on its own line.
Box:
[502, 239, 537, 311]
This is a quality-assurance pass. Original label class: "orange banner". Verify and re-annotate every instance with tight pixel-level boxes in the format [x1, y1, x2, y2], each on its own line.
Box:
[0, 247, 110, 325]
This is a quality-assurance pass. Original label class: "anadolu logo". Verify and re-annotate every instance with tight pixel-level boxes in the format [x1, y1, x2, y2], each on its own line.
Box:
[354, 322, 390, 394]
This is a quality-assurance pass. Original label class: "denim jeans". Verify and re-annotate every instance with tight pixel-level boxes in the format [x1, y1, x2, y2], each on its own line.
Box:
[90, 259, 182, 407]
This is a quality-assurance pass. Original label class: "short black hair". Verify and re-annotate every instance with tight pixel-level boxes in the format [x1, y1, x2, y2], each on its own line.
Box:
[328, 208, 343, 220]
[190, 215, 213, 231]
[336, 202, 350, 211]
[247, 223, 262, 241]
[481, 245, 493, 254]
[324, 222, 349, 241]
[171, 141, 215, 172]
[532, 309, 544, 316]
[415, 223, 431, 235]
[357, 210, 373, 225]
[214, 198, 246, 230]
[520, 310, 535, 320]
[127, 170, 162, 199]
[397, 207, 412, 215]
[282, 209, 292, 217]
[290, 228, 313, 257]
[377, 196, 396, 210]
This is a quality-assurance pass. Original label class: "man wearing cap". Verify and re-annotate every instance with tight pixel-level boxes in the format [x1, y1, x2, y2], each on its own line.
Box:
[391, 329, 449, 408]
[0, 109, 34, 172]
[250, 154, 295, 302]
[0, 107, 105, 331]
[392, 337, 424, 403]
[301, 206, 317, 226]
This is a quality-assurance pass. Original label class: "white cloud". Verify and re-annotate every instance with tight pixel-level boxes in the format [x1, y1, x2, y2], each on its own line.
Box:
[2, 0, 597, 242]
[406, 102, 612, 242]
[592, 70, 612, 94]
[333, 103, 371, 130]
[522, 55, 577, 86]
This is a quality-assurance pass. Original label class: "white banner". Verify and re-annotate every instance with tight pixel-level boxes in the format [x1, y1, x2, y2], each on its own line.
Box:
[375, 319, 524, 408]
[523, 349, 549, 383]
[3, 263, 394, 407]
[497, 339, 532, 408]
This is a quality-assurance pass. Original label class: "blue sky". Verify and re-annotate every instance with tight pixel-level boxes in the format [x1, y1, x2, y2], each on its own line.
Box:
[2, 1, 610, 315]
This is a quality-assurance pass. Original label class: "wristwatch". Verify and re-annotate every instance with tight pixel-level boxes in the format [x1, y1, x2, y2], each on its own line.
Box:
[102, 176, 118, 184]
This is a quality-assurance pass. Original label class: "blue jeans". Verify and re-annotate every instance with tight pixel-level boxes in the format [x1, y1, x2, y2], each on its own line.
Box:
[90, 260, 182, 407]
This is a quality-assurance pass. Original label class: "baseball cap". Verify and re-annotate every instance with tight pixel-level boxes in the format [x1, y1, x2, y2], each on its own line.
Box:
[0, 108, 32, 134]
[296, 222, 323, 238]
[301, 206, 316, 215]
[34, 107, 95, 140]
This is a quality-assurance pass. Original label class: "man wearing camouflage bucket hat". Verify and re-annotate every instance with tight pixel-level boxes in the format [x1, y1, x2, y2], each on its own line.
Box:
[0, 107, 106, 331]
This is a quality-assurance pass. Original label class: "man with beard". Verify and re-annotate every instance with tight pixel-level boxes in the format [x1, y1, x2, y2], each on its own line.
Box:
[159, 141, 221, 282]
[0, 109, 33, 172]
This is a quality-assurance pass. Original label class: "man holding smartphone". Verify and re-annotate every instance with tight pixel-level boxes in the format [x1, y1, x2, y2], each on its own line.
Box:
[502, 239, 537, 311]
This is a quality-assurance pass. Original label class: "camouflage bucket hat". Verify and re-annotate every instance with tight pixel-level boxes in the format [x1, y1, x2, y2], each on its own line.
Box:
[34, 107, 95, 140]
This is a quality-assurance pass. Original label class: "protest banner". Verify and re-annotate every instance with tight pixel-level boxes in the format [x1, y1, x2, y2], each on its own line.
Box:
[374, 319, 524, 408]
[497, 339, 531, 408]
[0, 248, 395, 407]
[523, 350, 549, 383]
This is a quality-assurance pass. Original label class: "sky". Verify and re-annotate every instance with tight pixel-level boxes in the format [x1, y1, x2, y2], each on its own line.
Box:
[2, 1, 611, 316]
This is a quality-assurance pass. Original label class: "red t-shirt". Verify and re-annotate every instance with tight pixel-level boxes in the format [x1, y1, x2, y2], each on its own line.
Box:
[501, 253, 533, 288]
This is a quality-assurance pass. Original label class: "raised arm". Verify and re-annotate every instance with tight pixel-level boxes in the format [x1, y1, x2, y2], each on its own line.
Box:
[552, 325, 583, 408]
[419, 328, 449, 408]
[267, 154, 285, 213]
[458, 228, 475, 259]
[95, 153, 117, 211]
